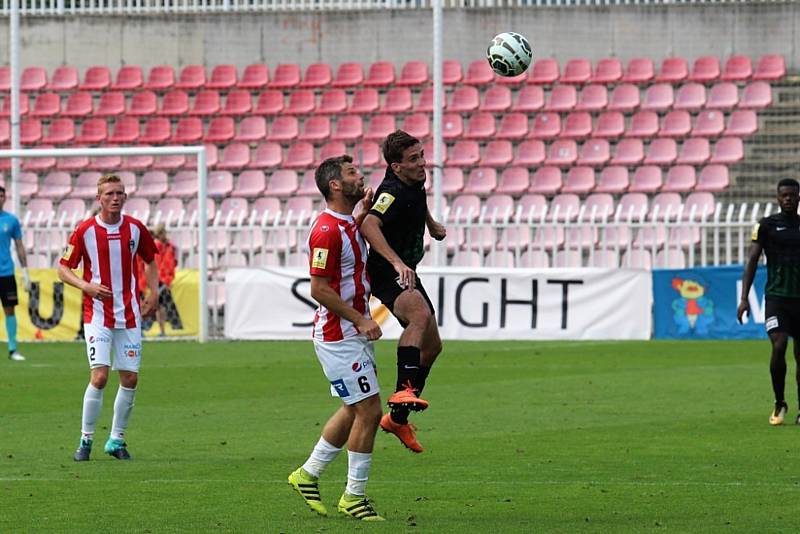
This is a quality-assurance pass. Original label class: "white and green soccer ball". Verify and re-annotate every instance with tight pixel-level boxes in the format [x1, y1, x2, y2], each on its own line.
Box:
[486, 32, 533, 77]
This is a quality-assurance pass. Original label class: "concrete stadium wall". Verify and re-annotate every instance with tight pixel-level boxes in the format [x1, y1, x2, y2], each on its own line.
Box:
[0, 4, 797, 72]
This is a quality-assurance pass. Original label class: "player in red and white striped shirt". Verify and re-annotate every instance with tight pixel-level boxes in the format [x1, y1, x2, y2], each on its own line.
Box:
[57, 174, 159, 462]
[287, 155, 385, 521]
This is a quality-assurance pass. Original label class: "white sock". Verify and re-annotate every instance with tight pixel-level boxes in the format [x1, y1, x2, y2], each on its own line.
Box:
[301, 437, 342, 478]
[110, 386, 136, 441]
[81, 383, 104, 440]
[345, 450, 372, 497]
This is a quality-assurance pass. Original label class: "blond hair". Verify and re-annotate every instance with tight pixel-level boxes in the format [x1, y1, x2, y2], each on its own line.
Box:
[97, 174, 124, 195]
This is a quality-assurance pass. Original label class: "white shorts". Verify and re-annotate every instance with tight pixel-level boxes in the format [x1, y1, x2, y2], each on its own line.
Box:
[313, 337, 380, 406]
[84, 323, 142, 373]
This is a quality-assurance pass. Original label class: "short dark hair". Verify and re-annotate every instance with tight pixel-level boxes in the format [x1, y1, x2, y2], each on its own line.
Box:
[315, 155, 353, 200]
[382, 130, 421, 166]
[0, 186, 5, 194]
[777, 178, 800, 192]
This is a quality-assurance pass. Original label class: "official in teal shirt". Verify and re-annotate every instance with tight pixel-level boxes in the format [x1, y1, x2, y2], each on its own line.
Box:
[0, 186, 29, 361]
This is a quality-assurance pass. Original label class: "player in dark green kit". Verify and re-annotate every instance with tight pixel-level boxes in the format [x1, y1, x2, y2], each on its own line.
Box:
[361, 130, 446, 453]
[738, 178, 800, 425]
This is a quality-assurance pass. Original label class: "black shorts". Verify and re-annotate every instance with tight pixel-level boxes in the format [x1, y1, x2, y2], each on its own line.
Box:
[369, 269, 434, 328]
[765, 296, 800, 338]
[0, 275, 18, 308]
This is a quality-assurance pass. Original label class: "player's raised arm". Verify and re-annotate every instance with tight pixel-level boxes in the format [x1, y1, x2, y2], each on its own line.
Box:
[310, 275, 381, 340]
[360, 214, 415, 290]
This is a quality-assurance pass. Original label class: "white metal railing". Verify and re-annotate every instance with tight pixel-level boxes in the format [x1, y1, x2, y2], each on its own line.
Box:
[0, 0, 785, 16]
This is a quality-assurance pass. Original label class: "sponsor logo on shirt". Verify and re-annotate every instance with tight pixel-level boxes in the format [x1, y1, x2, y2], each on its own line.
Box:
[312, 248, 329, 269]
[62, 244, 74, 261]
[372, 192, 396, 214]
[330, 379, 350, 398]
[750, 223, 759, 241]
[129, 239, 136, 251]
[352, 359, 373, 373]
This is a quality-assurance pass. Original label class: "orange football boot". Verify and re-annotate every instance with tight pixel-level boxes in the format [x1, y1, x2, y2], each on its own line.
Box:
[387, 382, 429, 412]
[380, 413, 424, 453]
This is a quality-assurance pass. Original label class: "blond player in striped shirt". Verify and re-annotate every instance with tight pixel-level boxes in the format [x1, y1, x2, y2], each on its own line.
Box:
[58, 174, 159, 462]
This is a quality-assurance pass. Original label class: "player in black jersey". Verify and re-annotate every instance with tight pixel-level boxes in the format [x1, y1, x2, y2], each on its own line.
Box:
[738, 178, 800, 425]
[361, 130, 446, 453]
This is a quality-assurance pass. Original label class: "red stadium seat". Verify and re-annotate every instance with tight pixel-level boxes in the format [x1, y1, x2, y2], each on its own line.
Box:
[656, 57, 689, 84]
[298, 63, 332, 89]
[269, 64, 301, 89]
[439, 168, 464, 194]
[577, 138, 610, 167]
[591, 58, 622, 84]
[545, 85, 577, 112]
[496, 113, 528, 140]
[495, 70, 528, 86]
[662, 165, 697, 193]
[479, 140, 513, 167]
[249, 142, 283, 169]
[696, 164, 730, 192]
[48, 66, 79, 91]
[284, 142, 315, 169]
[176, 65, 206, 90]
[402, 113, 431, 140]
[674, 83, 706, 111]
[380, 87, 413, 114]
[423, 140, 447, 167]
[364, 61, 395, 88]
[254, 90, 284, 115]
[94, 92, 126, 117]
[347, 88, 379, 114]
[449, 86, 480, 113]
[298, 116, 330, 143]
[62, 92, 93, 118]
[724, 109, 757, 137]
[20, 118, 42, 145]
[688, 56, 721, 83]
[364, 114, 396, 142]
[42, 118, 75, 145]
[413, 87, 435, 113]
[126, 151, 154, 171]
[462, 168, 497, 196]
[144, 65, 176, 91]
[184, 144, 218, 170]
[190, 90, 221, 116]
[0, 94, 29, 117]
[610, 138, 644, 166]
[561, 166, 595, 195]
[464, 113, 495, 140]
[497, 167, 529, 196]
[21, 67, 47, 92]
[17, 172, 40, 199]
[172, 117, 203, 144]
[692, 110, 725, 138]
[233, 170, 266, 197]
[545, 140, 577, 167]
[152, 154, 185, 171]
[641, 83, 674, 112]
[676, 137, 710, 165]
[626, 111, 659, 139]
[112, 65, 143, 91]
[22, 145, 56, 171]
[264, 170, 299, 197]
[659, 110, 691, 138]
[317, 141, 347, 165]
[529, 58, 559, 85]
[706, 82, 739, 110]
[331, 115, 363, 143]
[622, 57, 655, 84]
[204, 117, 235, 144]
[607, 83, 640, 113]
[207, 64, 237, 90]
[217, 143, 250, 171]
[529, 112, 560, 139]
[352, 141, 381, 168]
[443, 60, 463, 85]
[332, 62, 364, 88]
[513, 139, 545, 167]
[397, 61, 429, 87]
[739, 82, 772, 110]
[238, 64, 269, 90]
[0, 67, 8, 92]
[508, 86, 542, 114]
[75, 118, 108, 145]
[643, 138, 678, 166]
[0, 119, 11, 144]
[595, 166, 629, 194]
[285, 90, 316, 115]
[594, 111, 624, 139]
[208, 170, 234, 197]
[30, 93, 61, 118]
[560, 112, 592, 139]
[629, 166, 662, 193]
[463, 60, 495, 86]
[448, 140, 480, 167]
[127, 90, 157, 117]
[318, 89, 347, 115]
[160, 90, 190, 117]
[753, 54, 786, 81]
[297, 170, 320, 196]
[235, 116, 267, 143]
[561, 58, 592, 84]
[721, 55, 752, 82]
[479, 86, 512, 113]
[442, 113, 464, 140]
[576, 84, 608, 112]
[220, 90, 252, 116]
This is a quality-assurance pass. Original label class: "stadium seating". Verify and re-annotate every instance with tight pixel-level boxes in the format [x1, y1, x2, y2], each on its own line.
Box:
[249, 142, 283, 169]
[591, 58, 622, 84]
[48, 66, 79, 92]
[234, 116, 267, 143]
[364, 61, 396, 88]
[623, 57, 655, 84]
[176, 65, 206, 90]
[238, 64, 269, 90]
[207, 64, 237, 90]
[145, 65, 176, 91]
[30, 93, 60, 118]
[254, 91, 284, 115]
[332, 62, 364, 88]
[128, 91, 158, 117]
[62, 92, 93, 117]
[113, 65, 144, 91]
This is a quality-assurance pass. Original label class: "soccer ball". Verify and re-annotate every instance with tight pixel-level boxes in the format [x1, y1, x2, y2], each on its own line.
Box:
[486, 32, 533, 77]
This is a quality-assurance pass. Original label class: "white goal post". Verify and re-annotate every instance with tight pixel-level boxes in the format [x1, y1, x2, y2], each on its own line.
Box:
[0, 145, 209, 342]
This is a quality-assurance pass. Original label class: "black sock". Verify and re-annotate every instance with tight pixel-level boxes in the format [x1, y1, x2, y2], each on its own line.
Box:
[770, 357, 786, 404]
[413, 365, 431, 397]
[396, 346, 420, 392]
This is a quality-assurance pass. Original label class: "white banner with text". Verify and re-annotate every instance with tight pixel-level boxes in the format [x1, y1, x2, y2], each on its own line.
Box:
[224, 267, 652, 340]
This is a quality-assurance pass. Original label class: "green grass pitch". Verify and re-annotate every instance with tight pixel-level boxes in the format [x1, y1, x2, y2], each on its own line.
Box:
[1, 339, 798, 533]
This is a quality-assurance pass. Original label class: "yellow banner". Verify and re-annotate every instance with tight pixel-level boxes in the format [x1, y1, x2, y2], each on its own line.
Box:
[0, 269, 199, 341]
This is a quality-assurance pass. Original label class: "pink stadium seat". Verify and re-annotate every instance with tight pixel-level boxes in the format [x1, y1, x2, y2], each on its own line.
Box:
[0, 67, 7, 92]
[297, 63, 332, 90]
[517, 194, 548, 223]
[588, 249, 619, 268]
[152, 154, 185, 171]
[160, 90, 190, 117]
[656, 57, 689, 84]
[739, 82, 772, 110]
[610, 138, 644, 166]
[238, 64, 269, 90]
[22, 146, 55, 171]
[582, 193, 615, 222]
[267, 116, 299, 143]
[220, 90, 252, 116]
[204, 117, 235, 144]
[591, 58, 622, 84]
[233, 170, 266, 197]
[641, 83, 674, 112]
[449, 86, 480, 113]
[674, 83, 706, 111]
[269, 64, 301, 90]
[528, 166, 562, 195]
[73, 171, 102, 199]
[561, 166, 595, 195]
[190, 90, 221, 116]
[253, 90, 284, 115]
[724, 109, 758, 137]
[139, 118, 171, 144]
[364, 61, 395, 88]
[480, 86, 512, 113]
[546, 140, 578, 167]
[234, 116, 267, 143]
[144, 65, 175, 91]
[511, 86, 544, 113]
[448, 141, 480, 167]
[208, 170, 234, 197]
[513, 139, 545, 167]
[451, 251, 482, 268]
[464, 113, 495, 140]
[545, 85, 577, 112]
[20, 118, 42, 145]
[676, 137, 710, 165]
[47, 66, 78, 91]
[594, 111, 624, 139]
[15, 172, 39, 199]
[486, 250, 516, 268]
[219, 199, 252, 227]
[626, 111, 659, 138]
[692, 110, 725, 137]
[107, 117, 139, 144]
[186, 197, 215, 223]
[479, 140, 513, 167]
[332, 62, 364, 89]
[607, 83, 640, 113]
[397, 60, 429, 87]
[331, 115, 363, 143]
[662, 165, 697, 193]
[442, 113, 464, 140]
[347, 88, 380, 114]
[595, 166, 629, 194]
[448, 195, 481, 223]
[284, 142, 315, 169]
[62, 92, 93, 118]
[285, 90, 315, 115]
[402, 113, 431, 140]
[495, 70, 528, 86]
[529, 58, 559, 85]
[217, 143, 250, 171]
[683, 191, 716, 221]
[617, 192, 649, 221]
[42, 118, 75, 145]
[496, 113, 528, 140]
[252, 197, 282, 221]
[137, 171, 169, 199]
[352, 141, 380, 168]
[264, 169, 299, 197]
[644, 138, 677, 165]
[55, 153, 88, 172]
[172, 117, 203, 144]
[443, 59, 463, 85]
[497, 167, 529, 196]
[629, 166, 662, 193]
[184, 144, 218, 170]
[439, 168, 464, 194]
[561, 58, 592, 84]
[721, 55, 752, 82]
[364, 114, 396, 141]
[659, 110, 692, 138]
[284, 196, 316, 224]
[24, 198, 55, 225]
[423, 140, 447, 167]
[249, 142, 283, 169]
[176, 65, 206, 90]
[622, 57, 655, 84]
[80, 66, 111, 91]
[154, 198, 186, 223]
[0, 119, 7, 145]
[318, 141, 347, 164]
[463, 60, 495, 86]
[112, 65, 143, 91]
[92, 92, 125, 118]
[317, 89, 347, 115]
[126, 90, 157, 117]
[529, 112, 560, 139]
[560, 112, 592, 139]
[206, 64, 237, 90]
[21, 67, 47, 92]
[549, 193, 580, 222]
[696, 165, 730, 192]
[553, 249, 584, 268]
[484, 194, 515, 222]
[413, 87, 436, 113]
[655, 248, 686, 269]
[29, 92, 59, 118]
[651, 192, 684, 221]
[125, 151, 154, 171]
[381, 87, 413, 114]
[577, 138, 610, 167]
[753, 54, 786, 81]
[576, 84, 608, 112]
[75, 118, 108, 145]
[462, 167, 497, 196]
[298, 116, 330, 143]
[707, 82, 739, 110]
[0, 94, 29, 117]
[689, 56, 721, 83]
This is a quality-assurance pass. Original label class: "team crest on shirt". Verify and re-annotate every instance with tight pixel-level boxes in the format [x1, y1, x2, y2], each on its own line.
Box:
[750, 223, 760, 240]
[312, 248, 329, 269]
[129, 239, 135, 251]
[373, 192, 395, 214]
[62, 244, 74, 260]
[320, 224, 329, 232]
